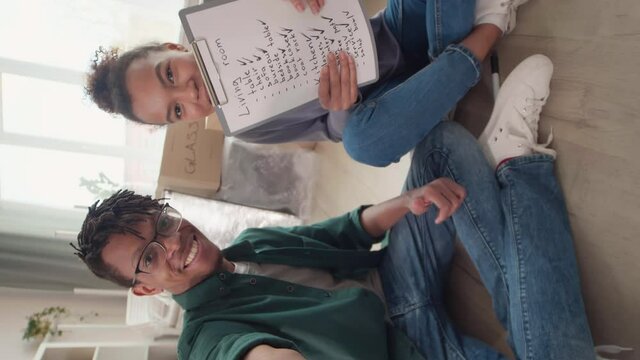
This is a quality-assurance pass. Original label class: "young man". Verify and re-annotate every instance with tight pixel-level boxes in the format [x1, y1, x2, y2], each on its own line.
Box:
[74, 55, 595, 359]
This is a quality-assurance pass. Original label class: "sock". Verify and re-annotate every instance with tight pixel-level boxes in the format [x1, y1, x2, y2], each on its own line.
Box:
[475, 0, 509, 33]
[496, 157, 513, 170]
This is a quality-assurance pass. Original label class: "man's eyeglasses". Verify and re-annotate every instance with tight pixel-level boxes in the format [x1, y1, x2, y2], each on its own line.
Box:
[131, 204, 183, 286]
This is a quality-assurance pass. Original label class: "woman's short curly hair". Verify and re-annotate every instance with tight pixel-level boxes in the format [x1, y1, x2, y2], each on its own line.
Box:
[71, 189, 162, 287]
[85, 44, 165, 124]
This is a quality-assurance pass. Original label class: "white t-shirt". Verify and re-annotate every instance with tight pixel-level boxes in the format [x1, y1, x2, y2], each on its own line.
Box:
[233, 261, 386, 306]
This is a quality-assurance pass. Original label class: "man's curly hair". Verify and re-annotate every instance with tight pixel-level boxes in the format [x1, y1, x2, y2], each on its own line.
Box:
[71, 189, 162, 287]
[85, 43, 165, 124]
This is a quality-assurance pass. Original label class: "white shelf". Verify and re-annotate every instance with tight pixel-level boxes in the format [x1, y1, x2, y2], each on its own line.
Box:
[33, 324, 177, 360]
[93, 346, 149, 360]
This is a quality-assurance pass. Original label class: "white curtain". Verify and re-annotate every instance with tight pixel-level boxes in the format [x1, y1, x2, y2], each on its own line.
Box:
[0, 0, 187, 290]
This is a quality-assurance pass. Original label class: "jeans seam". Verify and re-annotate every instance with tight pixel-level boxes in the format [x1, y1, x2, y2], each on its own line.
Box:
[362, 46, 480, 111]
[390, 303, 468, 360]
[426, 147, 507, 271]
[496, 154, 555, 175]
[447, 45, 481, 81]
[436, 312, 468, 360]
[398, 0, 403, 42]
[354, 57, 471, 149]
[433, 0, 443, 59]
[504, 170, 534, 360]
[424, 147, 511, 313]
[387, 298, 437, 318]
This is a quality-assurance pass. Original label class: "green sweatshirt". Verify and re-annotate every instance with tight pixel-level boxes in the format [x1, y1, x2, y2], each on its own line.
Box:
[173, 207, 425, 360]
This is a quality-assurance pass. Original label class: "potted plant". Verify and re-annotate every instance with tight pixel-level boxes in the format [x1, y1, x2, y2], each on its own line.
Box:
[22, 306, 68, 341]
[23, 306, 99, 341]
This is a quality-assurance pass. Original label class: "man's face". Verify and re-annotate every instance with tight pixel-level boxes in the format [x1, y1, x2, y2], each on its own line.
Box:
[101, 214, 227, 295]
[126, 46, 214, 125]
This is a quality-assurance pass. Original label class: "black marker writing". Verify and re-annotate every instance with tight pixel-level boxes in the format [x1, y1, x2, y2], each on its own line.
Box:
[215, 38, 230, 66]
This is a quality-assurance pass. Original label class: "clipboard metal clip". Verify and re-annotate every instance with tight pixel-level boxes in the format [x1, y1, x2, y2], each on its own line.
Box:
[191, 39, 228, 107]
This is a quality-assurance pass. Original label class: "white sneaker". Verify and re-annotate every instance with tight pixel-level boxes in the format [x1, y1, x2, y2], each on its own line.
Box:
[475, 0, 529, 34]
[479, 54, 556, 168]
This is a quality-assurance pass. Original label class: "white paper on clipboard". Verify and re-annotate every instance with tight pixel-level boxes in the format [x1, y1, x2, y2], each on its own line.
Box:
[191, 39, 228, 106]
[180, 0, 378, 136]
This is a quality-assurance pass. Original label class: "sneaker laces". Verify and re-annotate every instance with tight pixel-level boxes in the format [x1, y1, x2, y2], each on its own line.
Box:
[500, 0, 514, 7]
[500, 0, 520, 33]
[506, 97, 556, 157]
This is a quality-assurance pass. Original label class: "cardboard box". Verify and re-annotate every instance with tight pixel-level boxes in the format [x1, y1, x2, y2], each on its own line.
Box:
[156, 117, 224, 199]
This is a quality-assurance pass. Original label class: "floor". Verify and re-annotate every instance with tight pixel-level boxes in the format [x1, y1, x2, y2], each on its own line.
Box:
[309, 0, 640, 357]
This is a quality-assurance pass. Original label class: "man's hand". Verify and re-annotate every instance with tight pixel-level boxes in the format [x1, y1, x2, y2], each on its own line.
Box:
[360, 177, 466, 237]
[319, 51, 358, 111]
[406, 178, 466, 224]
[286, 0, 325, 14]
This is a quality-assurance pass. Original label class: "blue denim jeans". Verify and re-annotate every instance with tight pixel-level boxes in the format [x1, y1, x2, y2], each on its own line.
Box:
[379, 122, 595, 359]
[343, 0, 480, 167]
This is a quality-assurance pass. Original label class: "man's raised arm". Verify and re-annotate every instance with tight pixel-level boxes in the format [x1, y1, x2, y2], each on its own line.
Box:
[359, 178, 466, 237]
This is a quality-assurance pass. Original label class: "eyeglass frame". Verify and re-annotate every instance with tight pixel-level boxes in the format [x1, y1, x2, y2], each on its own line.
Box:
[131, 203, 183, 286]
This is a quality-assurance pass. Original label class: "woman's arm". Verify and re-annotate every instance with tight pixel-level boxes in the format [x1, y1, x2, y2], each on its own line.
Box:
[360, 178, 466, 237]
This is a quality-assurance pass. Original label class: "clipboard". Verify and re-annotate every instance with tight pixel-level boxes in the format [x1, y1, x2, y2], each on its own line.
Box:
[180, 0, 379, 136]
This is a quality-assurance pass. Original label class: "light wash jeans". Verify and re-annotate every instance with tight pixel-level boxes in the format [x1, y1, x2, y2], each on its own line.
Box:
[343, 0, 480, 166]
[379, 122, 595, 359]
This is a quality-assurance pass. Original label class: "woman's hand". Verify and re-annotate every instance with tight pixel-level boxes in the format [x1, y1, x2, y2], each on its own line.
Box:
[319, 51, 359, 111]
[286, 0, 325, 14]
[406, 178, 466, 224]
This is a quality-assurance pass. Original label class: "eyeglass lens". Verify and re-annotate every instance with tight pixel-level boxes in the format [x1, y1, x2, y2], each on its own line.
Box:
[156, 206, 182, 236]
[139, 207, 182, 273]
[139, 242, 166, 273]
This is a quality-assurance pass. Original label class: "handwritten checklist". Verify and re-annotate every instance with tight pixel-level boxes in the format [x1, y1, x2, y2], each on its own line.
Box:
[181, 0, 378, 135]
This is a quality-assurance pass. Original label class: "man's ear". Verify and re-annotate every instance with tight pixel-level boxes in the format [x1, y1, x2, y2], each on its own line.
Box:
[161, 42, 187, 52]
[132, 283, 163, 296]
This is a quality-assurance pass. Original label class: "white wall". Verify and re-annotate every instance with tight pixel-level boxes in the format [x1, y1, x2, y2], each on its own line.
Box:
[0, 287, 126, 360]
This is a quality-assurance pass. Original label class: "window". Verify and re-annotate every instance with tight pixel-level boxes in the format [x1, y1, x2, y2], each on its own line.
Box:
[1, 0, 184, 72]
[0, 0, 187, 237]
[2, 73, 125, 146]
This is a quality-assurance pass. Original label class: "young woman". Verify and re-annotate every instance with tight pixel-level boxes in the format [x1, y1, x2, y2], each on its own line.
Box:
[87, 0, 527, 166]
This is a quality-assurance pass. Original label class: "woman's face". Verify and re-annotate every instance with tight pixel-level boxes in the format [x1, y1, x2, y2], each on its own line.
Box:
[126, 45, 214, 125]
